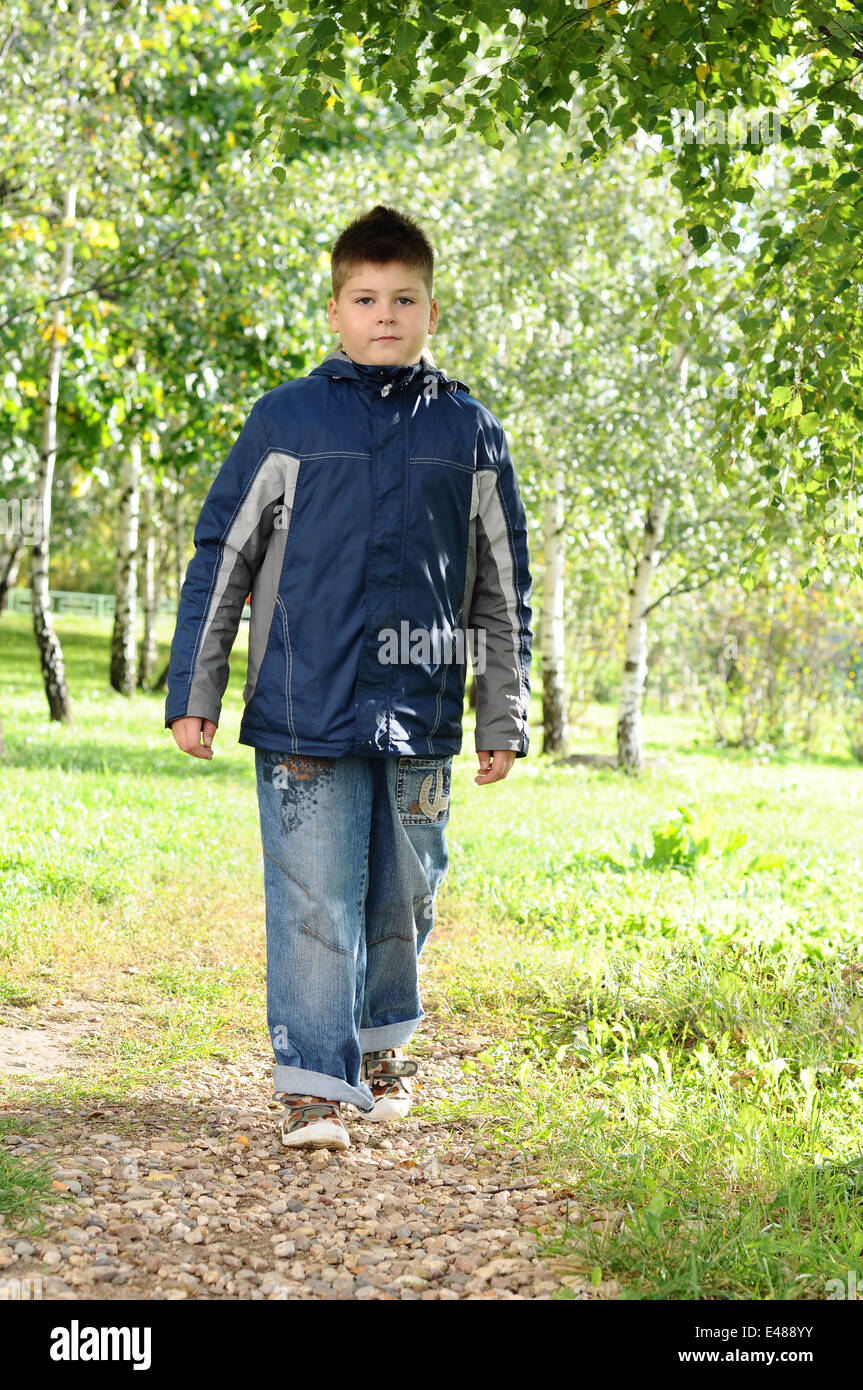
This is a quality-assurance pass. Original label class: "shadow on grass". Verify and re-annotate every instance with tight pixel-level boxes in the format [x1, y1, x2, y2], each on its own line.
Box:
[547, 743, 861, 774]
[0, 619, 175, 685]
[683, 741, 860, 770]
[0, 737, 251, 780]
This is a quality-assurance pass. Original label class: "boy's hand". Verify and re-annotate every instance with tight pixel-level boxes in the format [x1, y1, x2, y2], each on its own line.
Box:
[475, 750, 516, 785]
[170, 716, 217, 759]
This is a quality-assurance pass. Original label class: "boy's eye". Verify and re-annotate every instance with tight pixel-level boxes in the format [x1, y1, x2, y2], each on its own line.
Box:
[355, 296, 414, 305]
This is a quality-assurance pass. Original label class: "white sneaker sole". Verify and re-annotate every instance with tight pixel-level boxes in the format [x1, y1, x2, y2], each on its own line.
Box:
[280, 1116, 350, 1149]
[365, 1095, 412, 1122]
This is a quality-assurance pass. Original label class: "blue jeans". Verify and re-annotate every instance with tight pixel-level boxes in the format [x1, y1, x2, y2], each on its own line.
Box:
[254, 750, 452, 1113]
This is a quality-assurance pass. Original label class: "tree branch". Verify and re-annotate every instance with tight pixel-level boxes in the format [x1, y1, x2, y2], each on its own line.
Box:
[0, 225, 200, 332]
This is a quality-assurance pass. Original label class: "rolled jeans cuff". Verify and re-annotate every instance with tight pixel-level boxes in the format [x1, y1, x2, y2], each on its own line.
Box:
[358, 1015, 424, 1054]
[273, 1065, 375, 1113]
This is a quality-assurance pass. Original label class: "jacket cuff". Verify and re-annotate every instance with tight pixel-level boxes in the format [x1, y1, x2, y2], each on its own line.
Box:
[474, 727, 529, 757]
[165, 703, 222, 729]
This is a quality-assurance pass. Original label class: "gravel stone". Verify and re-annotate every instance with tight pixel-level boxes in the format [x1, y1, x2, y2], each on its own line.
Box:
[5, 1022, 600, 1302]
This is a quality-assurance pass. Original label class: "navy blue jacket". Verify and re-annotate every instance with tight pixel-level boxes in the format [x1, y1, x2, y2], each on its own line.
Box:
[164, 347, 533, 758]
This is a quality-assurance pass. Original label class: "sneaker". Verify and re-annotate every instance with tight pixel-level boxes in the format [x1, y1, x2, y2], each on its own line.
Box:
[361, 1048, 418, 1122]
[277, 1093, 350, 1150]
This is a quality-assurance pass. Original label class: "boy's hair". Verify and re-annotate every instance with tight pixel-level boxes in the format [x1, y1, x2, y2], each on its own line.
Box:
[330, 205, 435, 304]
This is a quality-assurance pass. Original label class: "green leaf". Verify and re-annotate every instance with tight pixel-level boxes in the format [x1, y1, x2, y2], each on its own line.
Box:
[747, 852, 787, 871]
[796, 125, 823, 149]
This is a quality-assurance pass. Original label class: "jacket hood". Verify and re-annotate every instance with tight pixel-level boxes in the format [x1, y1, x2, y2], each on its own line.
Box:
[309, 346, 471, 396]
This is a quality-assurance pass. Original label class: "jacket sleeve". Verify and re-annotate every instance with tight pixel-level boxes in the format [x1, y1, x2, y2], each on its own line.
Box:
[164, 399, 283, 729]
[468, 424, 533, 756]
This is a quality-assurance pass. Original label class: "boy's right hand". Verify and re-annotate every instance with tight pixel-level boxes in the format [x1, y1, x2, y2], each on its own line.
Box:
[170, 717, 217, 759]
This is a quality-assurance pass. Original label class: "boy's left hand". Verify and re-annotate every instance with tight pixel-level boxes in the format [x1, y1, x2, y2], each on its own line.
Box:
[475, 750, 516, 784]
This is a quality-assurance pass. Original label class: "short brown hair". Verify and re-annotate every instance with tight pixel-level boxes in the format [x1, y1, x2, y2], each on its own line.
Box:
[330, 205, 434, 303]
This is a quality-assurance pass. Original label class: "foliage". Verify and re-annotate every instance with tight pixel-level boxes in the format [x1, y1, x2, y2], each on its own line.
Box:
[244, 0, 863, 570]
[684, 576, 863, 749]
[634, 805, 748, 873]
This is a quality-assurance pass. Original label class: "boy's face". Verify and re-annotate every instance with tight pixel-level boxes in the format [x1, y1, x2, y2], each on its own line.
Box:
[327, 260, 438, 367]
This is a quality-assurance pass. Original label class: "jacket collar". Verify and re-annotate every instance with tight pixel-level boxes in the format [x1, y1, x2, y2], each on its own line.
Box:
[309, 346, 470, 396]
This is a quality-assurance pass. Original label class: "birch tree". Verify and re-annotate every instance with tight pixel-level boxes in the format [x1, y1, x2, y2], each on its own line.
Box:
[0, 533, 24, 616]
[137, 464, 159, 689]
[541, 469, 569, 754]
[617, 496, 671, 772]
[30, 175, 76, 723]
[109, 372, 143, 694]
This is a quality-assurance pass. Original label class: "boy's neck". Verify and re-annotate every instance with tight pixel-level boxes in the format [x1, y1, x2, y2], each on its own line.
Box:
[339, 346, 426, 371]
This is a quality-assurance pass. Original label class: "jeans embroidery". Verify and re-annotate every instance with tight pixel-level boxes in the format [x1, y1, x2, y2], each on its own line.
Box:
[396, 757, 452, 825]
[414, 766, 449, 820]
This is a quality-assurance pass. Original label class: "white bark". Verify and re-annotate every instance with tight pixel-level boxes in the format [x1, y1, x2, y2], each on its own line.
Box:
[137, 464, 158, 687]
[0, 531, 23, 615]
[110, 424, 142, 694]
[616, 324, 689, 772]
[541, 467, 569, 753]
[175, 480, 185, 601]
[616, 495, 670, 772]
[30, 2, 89, 721]
[31, 176, 76, 722]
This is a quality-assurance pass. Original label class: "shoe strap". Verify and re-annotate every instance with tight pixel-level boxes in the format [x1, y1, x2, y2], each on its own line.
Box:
[283, 1101, 341, 1122]
[363, 1053, 418, 1080]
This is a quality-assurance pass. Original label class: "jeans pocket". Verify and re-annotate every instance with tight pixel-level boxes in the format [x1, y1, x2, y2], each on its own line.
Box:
[396, 756, 452, 826]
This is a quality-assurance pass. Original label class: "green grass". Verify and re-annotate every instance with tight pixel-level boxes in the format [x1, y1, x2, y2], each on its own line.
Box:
[0, 1106, 69, 1233]
[2, 609, 863, 1294]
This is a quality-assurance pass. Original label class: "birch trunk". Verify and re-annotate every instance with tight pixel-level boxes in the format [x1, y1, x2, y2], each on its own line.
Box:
[152, 481, 173, 690]
[110, 432, 142, 694]
[0, 532, 23, 616]
[616, 495, 669, 772]
[110, 345, 145, 692]
[31, 179, 76, 722]
[29, 2, 89, 721]
[616, 324, 689, 773]
[175, 481, 185, 601]
[157, 475, 172, 597]
[541, 467, 569, 753]
[137, 466, 158, 688]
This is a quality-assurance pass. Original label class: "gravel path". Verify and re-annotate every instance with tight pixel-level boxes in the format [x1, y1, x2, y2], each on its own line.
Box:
[0, 1020, 620, 1301]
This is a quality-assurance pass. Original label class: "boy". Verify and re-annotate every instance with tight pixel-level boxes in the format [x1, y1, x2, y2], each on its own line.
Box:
[165, 205, 532, 1150]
